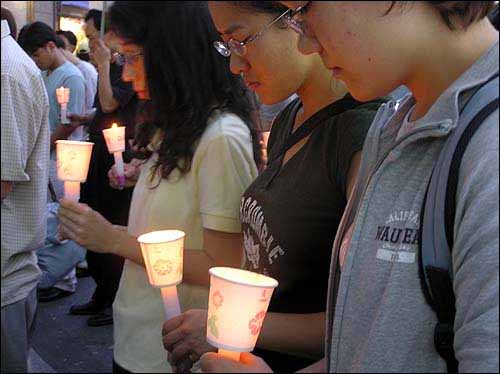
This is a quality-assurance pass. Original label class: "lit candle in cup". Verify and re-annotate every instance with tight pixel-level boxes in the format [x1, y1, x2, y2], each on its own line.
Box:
[102, 123, 126, 189]
[56, 140, 94, 201]
[137, 230, 185, 320]
[206, 267, 278, 362]
[56, 87, 70, 124]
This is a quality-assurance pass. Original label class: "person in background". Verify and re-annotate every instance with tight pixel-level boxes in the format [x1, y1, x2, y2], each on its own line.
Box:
[1, 6, 17, 40]
[17, 21, 86, 302]
[65, 8, 138, 327]
[58, 2, 259, 372]
[1, 17, 50, 372]
[57, 29, 77, 53]
[201, 1, 499, 372]
[57, 30, 98, 127]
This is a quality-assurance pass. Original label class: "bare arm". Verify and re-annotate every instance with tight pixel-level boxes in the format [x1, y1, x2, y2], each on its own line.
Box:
[97, 61, 119, 113]
[91, 38, 119, 113]
[256, 311, 325, 358]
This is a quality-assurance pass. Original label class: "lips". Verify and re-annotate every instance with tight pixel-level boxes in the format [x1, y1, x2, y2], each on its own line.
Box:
[330, 67, 342, 78]
[244, 80, 261, 91]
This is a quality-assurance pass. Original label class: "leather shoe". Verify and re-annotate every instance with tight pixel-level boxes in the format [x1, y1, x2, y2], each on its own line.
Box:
[70, 300, 105, 315]
[87, 308, 113, 327]
[38, 288, 75, 303]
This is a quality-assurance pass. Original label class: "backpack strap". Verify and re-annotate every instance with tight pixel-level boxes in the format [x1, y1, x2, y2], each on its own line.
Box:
[419, 73, 499, 373]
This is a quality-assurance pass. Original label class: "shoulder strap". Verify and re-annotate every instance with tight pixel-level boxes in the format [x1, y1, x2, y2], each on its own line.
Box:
[419, 73, 499, 373]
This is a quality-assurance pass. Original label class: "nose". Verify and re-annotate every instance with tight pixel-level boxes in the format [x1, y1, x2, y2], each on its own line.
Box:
[229, 53, 250, 76]
[297, 33, 323, 56]
[122, 62, 134, 83]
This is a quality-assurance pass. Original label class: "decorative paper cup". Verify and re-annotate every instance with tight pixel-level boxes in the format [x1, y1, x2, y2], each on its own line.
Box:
[56, 140, 94, 182]
[102, 123, 126, 153]
[137, 230, 185, 288]
[206, 267, 278, 352]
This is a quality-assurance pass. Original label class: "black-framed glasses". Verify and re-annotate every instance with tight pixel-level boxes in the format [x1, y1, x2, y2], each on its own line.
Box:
[213, 5, 308, 58]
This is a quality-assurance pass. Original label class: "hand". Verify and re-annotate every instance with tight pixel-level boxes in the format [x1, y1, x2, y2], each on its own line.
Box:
[108, 159, 141, 189]
[162, 309, 216, 371]
[89, 38, 111, 69]
[58, 198, 115, 253]
[67, 112, 95, 127]
[200, 352, 272, 373]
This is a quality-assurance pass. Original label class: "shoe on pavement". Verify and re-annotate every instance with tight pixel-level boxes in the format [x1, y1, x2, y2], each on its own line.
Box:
[38, 288, 75, 303]
[69, 300, 105, 316]
[76, 267, 91, 278]
[87, 308, 113, 327]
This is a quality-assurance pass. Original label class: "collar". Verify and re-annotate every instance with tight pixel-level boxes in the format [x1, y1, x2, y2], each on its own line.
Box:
[1, 20, 10, 39]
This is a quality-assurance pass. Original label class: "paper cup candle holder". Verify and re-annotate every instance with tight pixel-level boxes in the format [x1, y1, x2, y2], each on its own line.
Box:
[102, 123, 126, 189]
[206, 267, 279, 362]
[56, 140, 94, 201]
[137, 230, 186, 320]
[56, 86, 70, 124]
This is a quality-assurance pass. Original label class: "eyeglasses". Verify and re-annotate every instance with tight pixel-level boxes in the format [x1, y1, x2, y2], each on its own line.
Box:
[114, 51, 143, 66]
[213, 4, 308, 58]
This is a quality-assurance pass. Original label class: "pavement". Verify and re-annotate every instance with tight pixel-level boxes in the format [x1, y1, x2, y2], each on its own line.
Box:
[29, 276, 114, 373]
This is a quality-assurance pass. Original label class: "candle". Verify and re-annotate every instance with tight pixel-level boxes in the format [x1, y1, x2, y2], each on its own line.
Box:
[206, 267, 278, 362]
[56, 87, 70, 124]
[56, 140, 94, 201]
[102, 123, 126, 189]
[137, 230, 185, 320]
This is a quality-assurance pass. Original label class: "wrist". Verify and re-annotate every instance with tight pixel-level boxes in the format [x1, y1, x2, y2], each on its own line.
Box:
[107, 224, 121, 255]
[98, 60, 110, 72]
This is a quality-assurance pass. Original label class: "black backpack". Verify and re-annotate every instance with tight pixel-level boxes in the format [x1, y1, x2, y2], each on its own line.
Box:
[419, 73, 499, 373]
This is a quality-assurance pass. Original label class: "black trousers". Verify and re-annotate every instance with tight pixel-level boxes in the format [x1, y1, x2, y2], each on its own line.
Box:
[80, 134, 133, 307]
[87, 251, 124, 307]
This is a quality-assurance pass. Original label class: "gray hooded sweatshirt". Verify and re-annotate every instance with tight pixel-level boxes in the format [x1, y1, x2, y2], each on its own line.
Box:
[326, 42, 499, 373]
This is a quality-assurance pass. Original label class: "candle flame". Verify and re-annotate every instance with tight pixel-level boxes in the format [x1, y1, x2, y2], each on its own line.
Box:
[111, 123, 118, 129]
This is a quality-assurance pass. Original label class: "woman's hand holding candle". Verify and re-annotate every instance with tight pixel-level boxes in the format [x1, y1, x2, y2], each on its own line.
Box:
[58, 198, 116, 253]
[108, 160, 141, 189]
[162, 309, 215, 370]
[200, 352, 272, 373]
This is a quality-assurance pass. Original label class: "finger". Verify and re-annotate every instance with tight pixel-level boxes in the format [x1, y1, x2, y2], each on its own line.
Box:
[58, 218, 80, 243]
[58, 205, 86, 227]
[59, 198, 90, 215]
[170, 343, 193, 364]
[58, 214, 83, 239]
[162, 315, 184, 337]
[200, 352, 235, 373]
[173, 359, 193, 373]
[163, 327, 188, 352]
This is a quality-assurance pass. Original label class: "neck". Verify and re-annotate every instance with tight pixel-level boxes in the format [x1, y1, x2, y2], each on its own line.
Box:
[49, 49, 67, 73]
[295, 64, 346, 127]
[406, 20, 498, 121]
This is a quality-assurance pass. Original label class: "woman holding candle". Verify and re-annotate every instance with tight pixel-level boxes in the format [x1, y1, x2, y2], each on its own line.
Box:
[201, 1, 499, 373]
[58, 2, 259, 373]
[161, 2, 385, 373]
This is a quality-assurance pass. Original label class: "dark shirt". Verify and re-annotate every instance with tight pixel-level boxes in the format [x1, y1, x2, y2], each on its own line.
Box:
[80, 63, 138, 225]
[240, 95, 385, 372]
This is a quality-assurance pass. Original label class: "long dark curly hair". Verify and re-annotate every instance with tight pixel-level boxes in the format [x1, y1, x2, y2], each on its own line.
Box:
[107, 1, 260, 181]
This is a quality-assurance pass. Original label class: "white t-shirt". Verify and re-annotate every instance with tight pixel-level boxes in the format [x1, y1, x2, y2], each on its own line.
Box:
[113, 111, 258, 373]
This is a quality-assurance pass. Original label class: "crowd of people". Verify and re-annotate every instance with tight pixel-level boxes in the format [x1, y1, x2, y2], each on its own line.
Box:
[1, 1, 498, 373]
